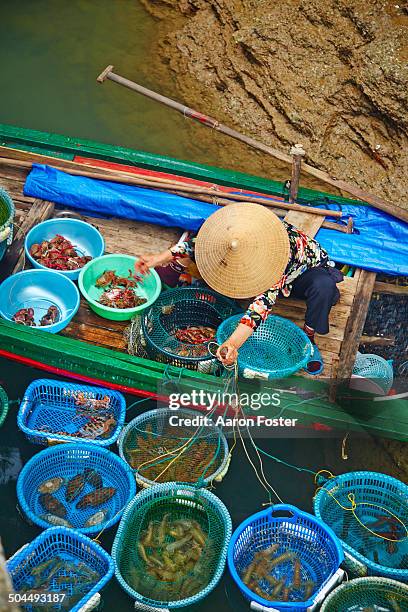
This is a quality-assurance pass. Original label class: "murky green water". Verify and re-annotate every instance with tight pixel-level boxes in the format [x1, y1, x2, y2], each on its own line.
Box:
[0, 0, 228, 165]
[0, 356, 392, 611]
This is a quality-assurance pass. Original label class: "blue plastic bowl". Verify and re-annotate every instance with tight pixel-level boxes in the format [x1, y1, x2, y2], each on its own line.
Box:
[25, 218, 105, 280]
[0, 269, 80, 333]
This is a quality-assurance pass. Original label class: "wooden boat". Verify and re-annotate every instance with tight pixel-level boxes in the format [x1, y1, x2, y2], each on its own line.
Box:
[0, 123, 406, 441]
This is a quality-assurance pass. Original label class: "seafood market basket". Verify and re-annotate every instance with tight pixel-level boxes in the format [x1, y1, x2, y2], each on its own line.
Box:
[17, 442, 136, 536]
[320, 576, 408, 611]
[112, 482, 232, 609]
[118, 407, 230, 488]
[17, 379, 126, 446]
[6, 526, 114, 612]
[217, 314, 312, 379]
[0, 385, 9, 428]
[141, 287, 240, 371]
[228, 504, 344, 610]
[0, 187, 14, 261]
[313, 471, 408, 582]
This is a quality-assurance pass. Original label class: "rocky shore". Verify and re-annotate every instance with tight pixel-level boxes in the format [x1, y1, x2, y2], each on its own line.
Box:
[142, 0, 408, 206]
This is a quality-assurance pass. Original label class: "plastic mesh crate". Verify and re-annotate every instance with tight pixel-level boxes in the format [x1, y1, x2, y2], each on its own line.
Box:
[320, 576, 408, 611]
[118, 408, 230, 488]
[314, 471, 408, 582]
[6, 526, 114, 612]
[141, 287, 239, 371]
[217, 314, 312, 379]
[351, 351, 394, 395]
[112, 482, 232, 609]
[228, 504, 344, 610]
[0, 385, 9, 428]
[17, 442, 136, 536]
[17, 379, 126, 446]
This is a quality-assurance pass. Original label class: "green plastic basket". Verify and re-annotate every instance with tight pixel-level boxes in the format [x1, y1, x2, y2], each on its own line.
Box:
[0, 188, 14, 261]
[320, 576, 408, 611]
[78, 254, 161, 321]
[112, 482, 232, 609]
[0, 386, 9, 428]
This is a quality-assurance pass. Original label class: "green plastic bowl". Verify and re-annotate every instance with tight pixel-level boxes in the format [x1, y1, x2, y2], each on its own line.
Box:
[78, 254, 161, 321]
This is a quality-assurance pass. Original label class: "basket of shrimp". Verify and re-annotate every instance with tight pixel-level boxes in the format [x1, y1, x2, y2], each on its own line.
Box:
[118, 407, 230, 488]
[17, 379, 126, 446]
[141, 287, 240, 371]
[17, 442, 136, 536]
[320, 576, 408, 612]
[112, 482, 232, 609]
[6, 526, 114, 612]
[227, 504, 344, 611]
[313, 471, 408, 582]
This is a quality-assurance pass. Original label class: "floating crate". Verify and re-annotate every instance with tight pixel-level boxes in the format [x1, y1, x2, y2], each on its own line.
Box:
[18, 379, 126, 446]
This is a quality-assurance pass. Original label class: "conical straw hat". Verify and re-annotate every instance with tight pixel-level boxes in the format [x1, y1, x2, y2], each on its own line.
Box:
[195, 203, 290, 299]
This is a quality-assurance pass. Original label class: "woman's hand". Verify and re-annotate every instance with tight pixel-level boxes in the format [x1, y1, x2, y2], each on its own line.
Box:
[216, 323, 254, 366]
[135, 250, 173, 275]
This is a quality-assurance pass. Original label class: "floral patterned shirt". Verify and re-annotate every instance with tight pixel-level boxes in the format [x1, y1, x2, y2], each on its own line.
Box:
[170, 222, 329, 330]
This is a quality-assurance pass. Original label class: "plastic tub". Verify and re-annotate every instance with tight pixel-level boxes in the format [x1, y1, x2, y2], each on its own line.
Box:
[25, 218, 105, 280]
[78, 254, 161, 321]
[0, 269, 80, 333]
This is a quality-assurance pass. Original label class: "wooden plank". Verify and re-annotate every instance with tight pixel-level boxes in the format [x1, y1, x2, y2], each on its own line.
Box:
[332, 270, 377, 389]
[284, 211, 324, 237]
[361, 335, 395, 346]
[373, 281, 408, 296]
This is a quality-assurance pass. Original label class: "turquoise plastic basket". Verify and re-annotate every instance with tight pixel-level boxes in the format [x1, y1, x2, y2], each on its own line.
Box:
[352, 351, 394, 394]
[314, 471, 408, 582]
[112, 482, 232, 609]
[320, 576, 408, 611]
[217, 314, 312, 379]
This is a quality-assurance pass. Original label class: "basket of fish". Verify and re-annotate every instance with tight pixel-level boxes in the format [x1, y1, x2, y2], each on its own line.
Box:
[118, 408, 230, 488]
[16, 442, 136, 536]
[141, 287, 240, 371]
[320, 576, 408, 612]
[6, 526, 114, 612]
[112, 482, 232, 609]
[313, 471, 408, 582]
[17, 379, 126, 447]
[228, 504, 344, 610]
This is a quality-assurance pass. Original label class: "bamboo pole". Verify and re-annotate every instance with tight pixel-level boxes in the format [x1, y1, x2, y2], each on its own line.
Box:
[96, 65, 408, 225]
[289, 144, 305, 203]
[0, 157, 341, 218]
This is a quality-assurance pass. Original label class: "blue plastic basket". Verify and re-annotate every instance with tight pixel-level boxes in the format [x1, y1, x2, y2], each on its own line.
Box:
[6, 527, 114, 612]
[313, 471, 408, 582]
[18, 379, 126, 447]
[17, 442, 136, 536]
[217, 314, 312, 379]
[25, 218, 105, 280]
[228, 504, 344, 610]
[0, 269, 80, 333]
[112, 482, 232, 609]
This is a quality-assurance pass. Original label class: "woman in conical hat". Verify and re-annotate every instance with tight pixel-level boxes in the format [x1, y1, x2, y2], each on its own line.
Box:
[136, 203, 342, 375]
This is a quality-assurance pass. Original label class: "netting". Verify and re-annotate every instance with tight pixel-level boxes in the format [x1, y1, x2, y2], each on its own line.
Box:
[228, 504, 343, 609]
[352, 352, 394, 395]
[314, 471, 408, 582]
[17, 379, 126, 446]
[320, 576, 408, 611]
[118, 408, 229, 488]
[112, 482, 231, 608]
[0, 187, 14, 261]
[140, 287, 239, 371]
[6, 526, 114, 612]
[217, 314, 312, 379]
[17, 442, 136, 536]
[0, 385, 9, 428]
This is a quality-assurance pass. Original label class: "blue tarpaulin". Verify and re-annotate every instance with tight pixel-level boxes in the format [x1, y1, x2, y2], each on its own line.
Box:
[24, 164, 408, 276]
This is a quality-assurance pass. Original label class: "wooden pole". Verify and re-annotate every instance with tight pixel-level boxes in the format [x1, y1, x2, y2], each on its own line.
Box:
[289, 144, 305, 203]
[96, 66, 408, 224]
[0, 157, 341, 218]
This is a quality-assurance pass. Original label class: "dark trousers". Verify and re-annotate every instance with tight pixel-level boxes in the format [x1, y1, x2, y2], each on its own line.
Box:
[290, 267, 340, 335]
